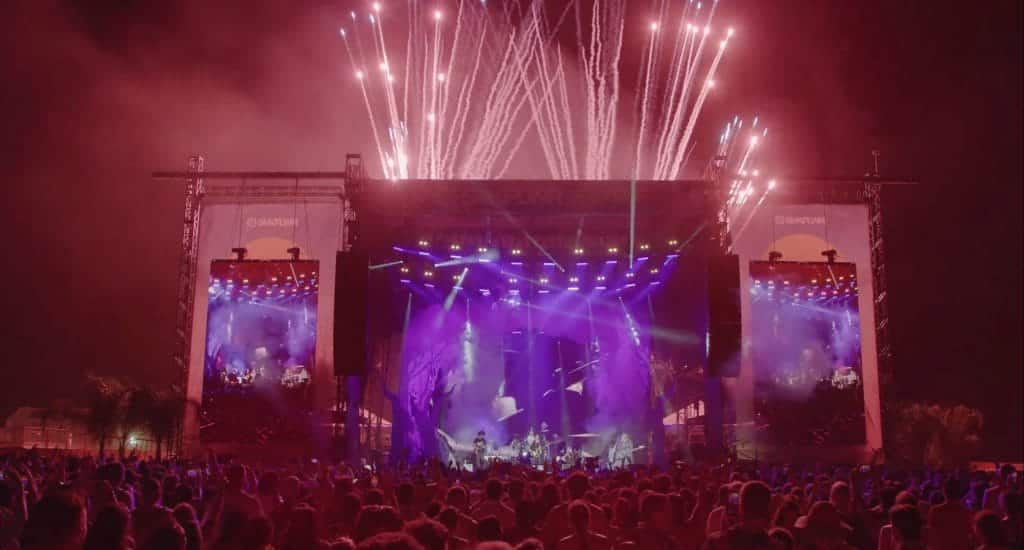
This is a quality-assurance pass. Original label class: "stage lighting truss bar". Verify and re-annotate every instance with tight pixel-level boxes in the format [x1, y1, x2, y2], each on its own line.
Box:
[201, 184, 346, 202]
[172, 155, 205, 455]
[865, 182, 893, 400]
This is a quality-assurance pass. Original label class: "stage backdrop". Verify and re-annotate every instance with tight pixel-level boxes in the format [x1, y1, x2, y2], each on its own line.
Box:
[183, 183, 345, 452]
[730, 203, 882, 461]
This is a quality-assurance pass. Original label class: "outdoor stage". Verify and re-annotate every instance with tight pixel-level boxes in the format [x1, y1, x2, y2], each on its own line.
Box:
[161, 164, 887, 465]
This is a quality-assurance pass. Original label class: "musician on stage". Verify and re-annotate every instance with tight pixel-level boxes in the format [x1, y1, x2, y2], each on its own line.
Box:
[473, 430, 487, 470]
[610, 432, 635, 468]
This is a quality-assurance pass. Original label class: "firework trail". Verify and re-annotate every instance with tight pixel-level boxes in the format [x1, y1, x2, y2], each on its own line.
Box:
[339, 0, 736, 180]
[713, 115, 776, 243]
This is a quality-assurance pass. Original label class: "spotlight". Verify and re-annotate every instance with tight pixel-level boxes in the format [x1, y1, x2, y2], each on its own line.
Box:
[821, 249, 838, 264]
[539, 277, 549, 284]
[569, 276, 579, 283]
[452, 274, 461, 281]
[511, 248, 522, 256]
[231, 247, 248, 261]
[639, 243, 650, 250]
[400, 266, 410, 274]
[287, 247, 300, 261]
[650, 268, 659, 274]
[626, 272, 635, 278]
[768, 250, 783, 264]
[596, 275, 606, 281]
[607, 247, 619, 254]
[424, 271, 434, 278]
[418, 240, 430, 247]
[478, 246, 489, 253]
[508, 278, 518, 284]
[667, 239, 679, 246]
[573, 248, 585, 255]
[450, 243, 461, 251]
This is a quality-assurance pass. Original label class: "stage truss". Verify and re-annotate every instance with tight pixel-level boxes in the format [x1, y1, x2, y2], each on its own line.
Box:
[158, 156, 908, 458]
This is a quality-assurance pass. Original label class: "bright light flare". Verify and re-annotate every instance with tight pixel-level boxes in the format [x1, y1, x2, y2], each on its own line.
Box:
[727, 27, 735, 37]
[768, 180, 777, 189]
[650, 22, 659, 32]
[436, 73, 446, 82]
[372, 2, 381, 12]
[355, 70, 364, 80]
[433, 10, 442, 21]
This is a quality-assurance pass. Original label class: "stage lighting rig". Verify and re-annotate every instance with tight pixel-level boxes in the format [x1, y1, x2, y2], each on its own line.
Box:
[821, 249, 838, 264]
[287, 247, 301, 261]
[768, 250, 783, 264]
[231, 247, 248, 261]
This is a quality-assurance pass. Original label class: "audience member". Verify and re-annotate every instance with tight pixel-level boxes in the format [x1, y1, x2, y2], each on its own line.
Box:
[83, 504, 132, 550]
[703, 481, 772, 550]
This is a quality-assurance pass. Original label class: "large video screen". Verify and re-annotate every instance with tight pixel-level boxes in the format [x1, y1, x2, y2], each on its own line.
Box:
[749, 261, 866, 445]
[201, 260, 318, 444]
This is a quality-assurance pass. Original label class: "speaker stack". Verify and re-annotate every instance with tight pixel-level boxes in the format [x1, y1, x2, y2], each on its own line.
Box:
[333, 250, 369, 377]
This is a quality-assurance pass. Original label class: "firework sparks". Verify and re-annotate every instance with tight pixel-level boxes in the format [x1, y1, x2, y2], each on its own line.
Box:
[341, 0, 738, 180]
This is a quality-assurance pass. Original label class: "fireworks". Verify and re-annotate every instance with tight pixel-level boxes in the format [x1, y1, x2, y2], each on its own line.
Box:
[340, 1, 738, 181]
[715, 115, 777, 241]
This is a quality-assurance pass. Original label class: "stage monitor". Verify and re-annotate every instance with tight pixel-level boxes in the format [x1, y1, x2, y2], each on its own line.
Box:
[748, 261, 866, 446]
[200, 259, 319, 444]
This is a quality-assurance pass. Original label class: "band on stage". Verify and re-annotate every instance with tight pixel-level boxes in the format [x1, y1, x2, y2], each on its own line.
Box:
[457, 425, 640, 471]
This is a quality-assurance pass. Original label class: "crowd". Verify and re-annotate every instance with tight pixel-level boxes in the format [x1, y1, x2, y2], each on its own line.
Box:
[0, 448, 1021, 550]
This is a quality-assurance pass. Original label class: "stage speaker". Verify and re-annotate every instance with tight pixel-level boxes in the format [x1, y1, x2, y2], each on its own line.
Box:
[707, 254, 741, 377]
[334, 250, 369, 377]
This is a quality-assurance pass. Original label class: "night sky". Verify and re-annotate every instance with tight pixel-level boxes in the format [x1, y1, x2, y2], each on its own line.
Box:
[3, 1, 1020, 457]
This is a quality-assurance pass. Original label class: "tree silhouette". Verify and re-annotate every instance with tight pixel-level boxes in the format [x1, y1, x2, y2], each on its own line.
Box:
[82, 375, 128, 459]
[146, 387, 185, 460]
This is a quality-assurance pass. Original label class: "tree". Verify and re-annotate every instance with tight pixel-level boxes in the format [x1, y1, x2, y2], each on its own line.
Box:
[118, 386, 151, 459]
[889, 402, 984, 469]
[146, 387, 185, 460]
[82, 375, 128, 459]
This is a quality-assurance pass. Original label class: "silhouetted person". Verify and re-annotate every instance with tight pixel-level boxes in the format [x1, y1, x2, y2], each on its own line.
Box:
[478, 515, 503, 542]
[974, 510, 1009, 550]
[134, 477, 175, 545]
[172, 503, 202, 550]
[558, 499, 611, 550]
[927, 478, 972, 550]
[139, 522, 187, 550]
[503, 500, 540, 545]
[356, 531, 425, 550]
[404, 517, 449, 550]
[353, 505, 404, 544]
[704, 481, 773, 550]
[83, 504, 132, 550]
[20, 492, 87, 550]
[889, 504, 926, 550]
[473, 479, 514, 530]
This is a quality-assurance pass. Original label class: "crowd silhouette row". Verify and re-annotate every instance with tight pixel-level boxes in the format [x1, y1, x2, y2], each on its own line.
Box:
[0, 449, 1021, 550]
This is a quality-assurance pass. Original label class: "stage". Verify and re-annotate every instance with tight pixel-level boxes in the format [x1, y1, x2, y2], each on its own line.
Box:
[162, 167, 886, 465]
